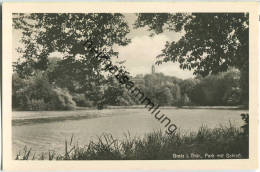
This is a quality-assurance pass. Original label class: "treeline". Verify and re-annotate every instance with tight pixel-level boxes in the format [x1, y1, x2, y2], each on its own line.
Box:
[12, 57, 242, 111]
[12, 57, 135, 110]
[132, 69, 241, 106]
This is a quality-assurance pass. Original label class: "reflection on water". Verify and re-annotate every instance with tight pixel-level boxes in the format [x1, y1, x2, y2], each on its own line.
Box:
[12, 108, 247, 158]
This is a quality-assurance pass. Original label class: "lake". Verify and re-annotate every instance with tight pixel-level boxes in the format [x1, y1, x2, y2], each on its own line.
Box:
[12, 108, 248, 158]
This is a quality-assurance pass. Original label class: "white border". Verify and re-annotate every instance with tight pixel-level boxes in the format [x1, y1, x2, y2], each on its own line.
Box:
[2, 2, 259, 170]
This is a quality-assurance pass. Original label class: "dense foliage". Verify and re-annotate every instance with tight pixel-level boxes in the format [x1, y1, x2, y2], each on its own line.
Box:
[133, 68, 241, 106]
[12, 13, 248, 110]
[12, 64, 242, 110]
[12, 72, 76, 110]
[13, 13, 130, 106]
[135, 13, 249, 105]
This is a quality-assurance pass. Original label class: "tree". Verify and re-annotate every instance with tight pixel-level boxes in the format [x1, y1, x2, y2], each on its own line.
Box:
[155, 86, 173, 106]
[189, 69, 241, 106]
[169, 84, 181, 105]
[179, 79, 198, 98]
[103, 77, 124, 105]
[12, 73, 27, 108]
[135, 13, 249, 105]
[12, 72, 76, 110]
[13, 13, 131, 106]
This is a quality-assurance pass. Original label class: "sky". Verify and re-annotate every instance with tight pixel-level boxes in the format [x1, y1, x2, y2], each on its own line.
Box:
[12, 13, 194, 79]
[112, 14, 194, 79]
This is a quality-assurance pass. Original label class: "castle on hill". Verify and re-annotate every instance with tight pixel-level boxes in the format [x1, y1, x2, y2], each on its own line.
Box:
[132, 64, 176, 87]
[151, 64, 156, 74]
[132, 65, 157, 85]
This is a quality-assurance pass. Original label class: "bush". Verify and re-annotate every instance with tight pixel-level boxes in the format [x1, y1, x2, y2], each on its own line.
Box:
[48, 88, 76, 110]
[26, 99, 47, 111]
[12, 73, 76, 111]
[241, 113, 249, 136]
[72, 94, 93, 107]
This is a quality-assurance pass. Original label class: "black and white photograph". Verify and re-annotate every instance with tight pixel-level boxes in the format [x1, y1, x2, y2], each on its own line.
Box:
[2, 2, 259, 171]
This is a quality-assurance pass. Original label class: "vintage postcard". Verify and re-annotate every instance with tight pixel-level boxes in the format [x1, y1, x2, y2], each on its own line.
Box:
[2, 1, 259, 171]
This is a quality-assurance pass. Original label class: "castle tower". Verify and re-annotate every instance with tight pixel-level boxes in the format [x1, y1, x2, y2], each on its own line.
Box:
[151, 65, 155, 74]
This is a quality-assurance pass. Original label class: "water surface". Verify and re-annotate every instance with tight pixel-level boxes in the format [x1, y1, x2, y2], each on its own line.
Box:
[12, 108, 247, 158]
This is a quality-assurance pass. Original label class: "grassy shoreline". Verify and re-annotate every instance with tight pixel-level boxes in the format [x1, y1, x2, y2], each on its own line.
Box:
[16, 123, 248, 160]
